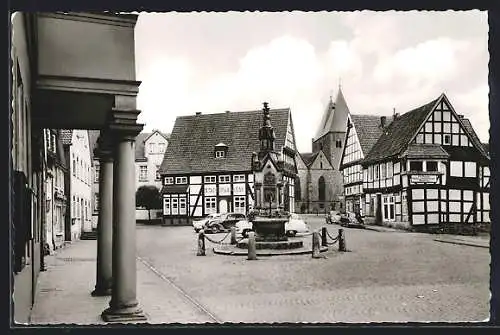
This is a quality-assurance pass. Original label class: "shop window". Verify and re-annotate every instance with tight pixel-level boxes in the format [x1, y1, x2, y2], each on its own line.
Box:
[426, 161, 438, 172]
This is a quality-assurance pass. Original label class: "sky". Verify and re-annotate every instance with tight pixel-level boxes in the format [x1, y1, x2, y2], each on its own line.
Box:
[134, 11, 489, 153]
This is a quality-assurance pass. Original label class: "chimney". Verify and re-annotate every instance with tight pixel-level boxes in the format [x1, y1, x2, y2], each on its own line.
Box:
[225, 110, 230, 114]
[195, 112, 202, 115]
[380, 116, 387, 128]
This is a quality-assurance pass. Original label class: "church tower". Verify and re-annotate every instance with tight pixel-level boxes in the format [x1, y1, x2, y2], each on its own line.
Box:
[312, 86, 350, 170]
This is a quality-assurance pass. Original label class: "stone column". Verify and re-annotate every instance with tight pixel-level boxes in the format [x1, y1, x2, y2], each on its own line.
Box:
[91, 138, 113, 297]
[101, 108, 146, 322]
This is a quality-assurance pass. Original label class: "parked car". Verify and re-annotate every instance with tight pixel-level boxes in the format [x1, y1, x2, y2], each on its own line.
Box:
[339, 211, 365, 229]
[326, 210, 342, 224]
[192, 213, 220, 233]
[204, 212, 247, 234]
[235, 213, 310, 237]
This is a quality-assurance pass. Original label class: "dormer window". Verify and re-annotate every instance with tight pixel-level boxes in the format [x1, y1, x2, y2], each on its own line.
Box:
[214, 142, 228, 159]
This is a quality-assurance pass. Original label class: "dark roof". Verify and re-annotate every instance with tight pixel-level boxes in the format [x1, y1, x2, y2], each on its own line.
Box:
[461, 118, 489, 159]
[315, 87, 350, 140]
[299, 152, 319, 167]
[349, 114, 390, 156]
[59, 129, 73, 145]
[363, 96, 441, 164]
[159, 108, 291, 174]
[482, 142, 489, 155]
[401, 144, 449, 159]
[161, 184, 189, 194]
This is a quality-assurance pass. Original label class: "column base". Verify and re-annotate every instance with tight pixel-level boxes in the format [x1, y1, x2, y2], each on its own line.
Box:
[101, 305, 147, 323]
[91, 286, 112, 297]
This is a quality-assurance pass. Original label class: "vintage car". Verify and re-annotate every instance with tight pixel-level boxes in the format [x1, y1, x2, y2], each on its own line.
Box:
[235, 213, 310, 237]
[192, 213, 221, 233]
[325, 210, 342, 224]
[203, 212, 247, 234]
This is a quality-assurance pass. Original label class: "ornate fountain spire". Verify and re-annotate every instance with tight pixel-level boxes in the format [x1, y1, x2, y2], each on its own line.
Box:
[259, 102, 276, 155]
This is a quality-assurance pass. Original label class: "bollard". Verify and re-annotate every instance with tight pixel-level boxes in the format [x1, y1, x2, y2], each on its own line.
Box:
[247, 231, 257, 260]
[230, 227, 237, 245]
[312, 231, 321, 258]
[196, 231, 206, 256]
[338, 228, 346, 252]
[321, 227, 328, 247]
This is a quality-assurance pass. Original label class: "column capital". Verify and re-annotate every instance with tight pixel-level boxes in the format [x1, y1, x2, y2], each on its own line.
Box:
[104, 108, 144, 141]
[94, 134, 115, 162]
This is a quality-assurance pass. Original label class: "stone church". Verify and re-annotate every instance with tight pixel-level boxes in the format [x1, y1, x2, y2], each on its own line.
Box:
[295, 87, 350, 213]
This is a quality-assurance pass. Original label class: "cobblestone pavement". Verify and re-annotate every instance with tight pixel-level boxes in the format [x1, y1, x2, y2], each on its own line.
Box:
[135, 217, 490, 323]
[29, 217, 490, 324]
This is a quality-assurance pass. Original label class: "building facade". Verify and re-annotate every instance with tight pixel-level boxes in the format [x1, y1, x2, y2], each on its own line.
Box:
[135, 130, 169, 190]
[339, 114, 391, 215]
[360, 93, 490, 232]
[159, 106, 298, 225]
[60, 129, 94, 241]
[295, 150, 338, 213]
[295, 87, 349, 213]
[43, 129, 68, 254]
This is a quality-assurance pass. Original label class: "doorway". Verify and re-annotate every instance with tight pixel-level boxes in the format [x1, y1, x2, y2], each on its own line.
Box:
[376, 194, 382, 225]
[219, 199, 228, 214]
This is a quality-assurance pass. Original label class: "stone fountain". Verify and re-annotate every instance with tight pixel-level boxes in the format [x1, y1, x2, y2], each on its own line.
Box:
[236, 102, 303, 251]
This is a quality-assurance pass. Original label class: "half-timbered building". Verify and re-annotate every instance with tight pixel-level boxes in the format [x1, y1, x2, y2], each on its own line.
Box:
[339, 114, 391, 215]
[361, 93, 490, 232]
[159, 105, 298, 225]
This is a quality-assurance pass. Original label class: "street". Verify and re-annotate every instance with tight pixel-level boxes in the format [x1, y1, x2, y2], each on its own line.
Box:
[135, 216, 490, 323]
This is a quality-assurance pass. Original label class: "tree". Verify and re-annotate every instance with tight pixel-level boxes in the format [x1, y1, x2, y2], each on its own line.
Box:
[136, 185, 162, 224]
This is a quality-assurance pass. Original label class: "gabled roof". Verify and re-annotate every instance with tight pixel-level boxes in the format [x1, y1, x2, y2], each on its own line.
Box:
[314, 87, 350, 140]
[461, 118, 489, 159]
[299, 152, 320, 168]
[349, 114, 391, 157]
[363, 96, 441, 164]
[143, 130, 170, 143]
[159, 108, 291, 174]
[401, 144, 450, 159]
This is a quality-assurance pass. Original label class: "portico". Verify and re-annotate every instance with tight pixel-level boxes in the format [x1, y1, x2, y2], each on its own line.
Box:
[12, 12, 147, 322]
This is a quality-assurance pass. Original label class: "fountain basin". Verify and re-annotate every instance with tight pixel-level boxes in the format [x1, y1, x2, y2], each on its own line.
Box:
[237, 239, 303, 250]
[252, 217, 288, 242]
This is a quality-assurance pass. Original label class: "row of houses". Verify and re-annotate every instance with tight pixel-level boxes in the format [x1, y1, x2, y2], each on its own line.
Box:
[158, 89, 490, 232]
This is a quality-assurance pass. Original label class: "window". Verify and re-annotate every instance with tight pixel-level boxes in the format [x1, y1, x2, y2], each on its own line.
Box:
[163, 198, 171, 215]
[219, 175, 231, 183]
[165, 177, 174, 185]
[205, 197, 217, 214]
[387, 162, 393, 178]
[381, 163, 387, 179]
[175, 176, 188, 184]
[426, 161, 438, 172]
[215, 150, 225, 158]
[171, 198, 178, 215]
[155, 165, 161, 180]
[159, 143, 166, 153]
[450, 161, 463, 177]
[149, 143, 156, 153]
[139, 166, 148, 181]
[464, 162, 476, 177]
[179, 197, 187, 215]
[233, 175, 245, 182]
[383, 195, 395, 221]
[94, 193, 100, 211]
[336, 140, 342, 148]
[204, 176, 216, 183]
[444, 135, 451, 145]
[234, 196, 246, 214]
[409, 161, 423, 172]
[72, 159, 76, 176]
[375, 165, 380, 180]
[318, 176, 326, 202]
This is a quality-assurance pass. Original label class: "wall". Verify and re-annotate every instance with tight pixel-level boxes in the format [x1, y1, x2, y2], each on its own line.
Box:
[136, 132, 168, 191]
[69, 130, 93, 238]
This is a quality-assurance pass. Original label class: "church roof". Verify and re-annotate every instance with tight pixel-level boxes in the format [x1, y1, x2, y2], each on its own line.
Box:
[314, 87, 350, 140]
[159, 108, 291, 175]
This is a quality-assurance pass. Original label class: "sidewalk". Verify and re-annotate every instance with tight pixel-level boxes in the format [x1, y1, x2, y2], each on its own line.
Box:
[29, 240, 214, 325]
[432, 234, 490, 249]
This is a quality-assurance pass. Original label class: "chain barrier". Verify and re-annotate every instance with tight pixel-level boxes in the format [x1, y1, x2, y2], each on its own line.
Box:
[323, 227, 340, 245]
[203, 231, 231, 245]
